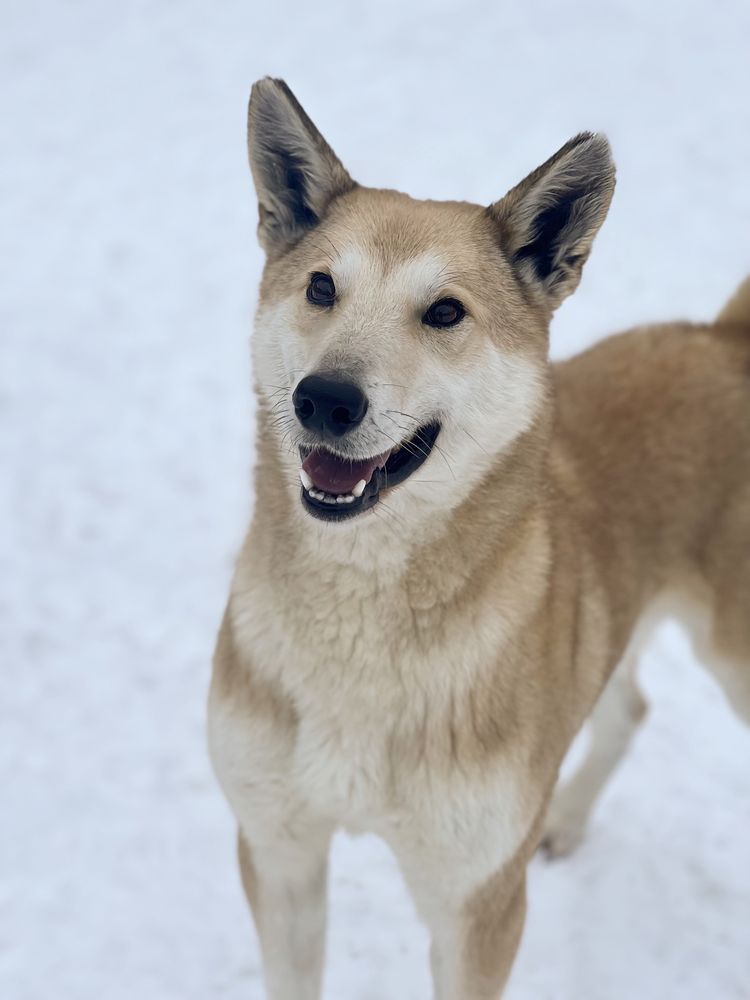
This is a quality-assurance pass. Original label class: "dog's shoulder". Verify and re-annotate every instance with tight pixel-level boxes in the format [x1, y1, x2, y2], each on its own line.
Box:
[210, 596, 296, 729]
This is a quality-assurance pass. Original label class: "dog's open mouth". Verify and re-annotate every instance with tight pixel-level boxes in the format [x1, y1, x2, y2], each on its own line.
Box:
[298, 422, 441, 521]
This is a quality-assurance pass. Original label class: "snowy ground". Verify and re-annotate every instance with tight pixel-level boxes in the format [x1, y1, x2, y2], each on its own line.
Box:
[3, 1, 750, 998]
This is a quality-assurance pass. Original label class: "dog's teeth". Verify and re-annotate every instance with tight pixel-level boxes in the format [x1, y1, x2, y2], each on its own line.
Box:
[352, 479, 367, 498]
[304, 484, 359, 506]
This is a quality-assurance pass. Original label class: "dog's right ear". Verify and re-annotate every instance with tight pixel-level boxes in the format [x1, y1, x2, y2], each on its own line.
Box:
[247, 78, 355, 257]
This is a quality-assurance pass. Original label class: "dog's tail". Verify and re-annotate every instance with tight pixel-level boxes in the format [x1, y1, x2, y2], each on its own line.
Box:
[717, 275, 750, 327]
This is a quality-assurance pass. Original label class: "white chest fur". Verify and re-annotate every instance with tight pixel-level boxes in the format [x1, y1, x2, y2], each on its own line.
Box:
[210, 541, 542, 897]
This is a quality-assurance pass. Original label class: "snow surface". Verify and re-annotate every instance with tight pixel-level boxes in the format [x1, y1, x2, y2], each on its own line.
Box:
[3, 1, 750, 998]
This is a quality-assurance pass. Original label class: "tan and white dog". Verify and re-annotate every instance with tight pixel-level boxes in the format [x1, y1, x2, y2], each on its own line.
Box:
[208, 78, 750, 999]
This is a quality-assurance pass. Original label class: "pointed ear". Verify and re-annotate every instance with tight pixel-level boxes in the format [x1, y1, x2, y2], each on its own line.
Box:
[488, 133, 615, 311]
[247, 78, 355, 256]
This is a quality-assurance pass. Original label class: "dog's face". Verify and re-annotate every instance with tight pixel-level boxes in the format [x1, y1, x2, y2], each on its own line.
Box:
[248, 79, 614, 538]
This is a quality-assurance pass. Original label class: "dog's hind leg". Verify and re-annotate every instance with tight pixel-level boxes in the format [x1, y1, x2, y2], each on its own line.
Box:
[682, 582, 750, 728]
[541, 652, 647, 858]
[237, 824, 331, 1000]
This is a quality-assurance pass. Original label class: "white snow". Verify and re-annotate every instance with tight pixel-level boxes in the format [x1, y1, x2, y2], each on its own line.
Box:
[2, 1, 749, 998]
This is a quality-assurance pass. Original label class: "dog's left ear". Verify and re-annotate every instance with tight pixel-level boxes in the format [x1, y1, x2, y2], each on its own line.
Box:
[248, 78, 355, 256]
[489, 133, 615, 311]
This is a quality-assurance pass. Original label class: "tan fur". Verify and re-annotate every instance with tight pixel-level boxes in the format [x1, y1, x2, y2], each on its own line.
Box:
[717, 273, 750, 327]
[208, 79, 750, 998]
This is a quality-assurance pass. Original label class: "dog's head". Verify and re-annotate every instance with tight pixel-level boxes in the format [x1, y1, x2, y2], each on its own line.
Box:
[248, 78, 614, 539]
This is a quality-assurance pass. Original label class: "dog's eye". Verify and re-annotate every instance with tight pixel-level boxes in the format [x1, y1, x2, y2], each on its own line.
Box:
[306, 272, 336, 306]
[422, 298, 465, 329]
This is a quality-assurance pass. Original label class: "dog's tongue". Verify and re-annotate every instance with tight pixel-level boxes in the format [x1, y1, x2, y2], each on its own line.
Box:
[302, 449, 390, 494]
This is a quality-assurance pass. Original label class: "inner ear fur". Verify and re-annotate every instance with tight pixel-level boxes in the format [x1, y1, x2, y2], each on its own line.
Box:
[488, 133, 615, 311]
[247, 78, 355, 256]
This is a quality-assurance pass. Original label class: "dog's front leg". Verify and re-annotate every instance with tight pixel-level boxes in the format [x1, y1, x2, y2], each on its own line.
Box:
[431, 873, 527, 1000]
[401, 852, 528, 1000]
[237, 824, 332, 1000]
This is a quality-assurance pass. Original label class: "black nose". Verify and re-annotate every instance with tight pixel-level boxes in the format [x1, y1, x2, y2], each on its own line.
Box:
[292, 374, 369, 437]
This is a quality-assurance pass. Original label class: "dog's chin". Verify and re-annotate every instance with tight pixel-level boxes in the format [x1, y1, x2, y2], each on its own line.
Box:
[298, 421, 441, 523]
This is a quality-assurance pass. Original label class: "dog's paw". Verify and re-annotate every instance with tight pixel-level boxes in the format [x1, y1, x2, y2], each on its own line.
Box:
[539, 810, 585, 860]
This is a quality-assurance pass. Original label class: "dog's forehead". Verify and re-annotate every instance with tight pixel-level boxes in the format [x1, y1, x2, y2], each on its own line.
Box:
[323, 190, 490, 294]
[334, 246, 451, 300]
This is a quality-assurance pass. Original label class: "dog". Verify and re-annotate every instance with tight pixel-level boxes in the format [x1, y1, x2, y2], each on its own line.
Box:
[208, 77, 750, 999]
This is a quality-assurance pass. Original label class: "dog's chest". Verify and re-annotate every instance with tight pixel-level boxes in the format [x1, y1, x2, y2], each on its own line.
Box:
[292, 693, 397, 828]
[231, 559, 517, 828]
[260, 583, 430, 821]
